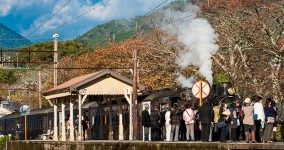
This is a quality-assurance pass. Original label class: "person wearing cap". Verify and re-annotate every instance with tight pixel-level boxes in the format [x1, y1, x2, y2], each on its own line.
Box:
[243, 98, 256, 143]
[142, 104, 151, 141]
[225, 88, 238, 108]
[253, 96, 265, 142]
[183, 103, 195, 141]
[263, 98, 276, 143]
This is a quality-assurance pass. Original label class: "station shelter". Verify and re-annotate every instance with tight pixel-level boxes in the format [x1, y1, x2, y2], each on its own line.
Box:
[43, 69, 145, 141]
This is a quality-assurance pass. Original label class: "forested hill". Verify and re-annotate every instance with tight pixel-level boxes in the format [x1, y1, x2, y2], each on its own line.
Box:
[75, 14, 162, 48]
[75, 0, 188, 48]
[0, 23, 32, 49]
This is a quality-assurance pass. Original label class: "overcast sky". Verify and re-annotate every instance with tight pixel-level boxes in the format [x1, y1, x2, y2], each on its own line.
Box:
[0, 0, 168, 43]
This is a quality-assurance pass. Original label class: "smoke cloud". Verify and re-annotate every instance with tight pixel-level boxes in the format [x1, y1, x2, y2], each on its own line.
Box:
[161, 4, 219, 87]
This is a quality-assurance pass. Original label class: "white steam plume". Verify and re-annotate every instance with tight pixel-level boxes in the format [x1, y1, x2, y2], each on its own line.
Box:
[162, 4, 219, 87]
[176, 74, 195, 88]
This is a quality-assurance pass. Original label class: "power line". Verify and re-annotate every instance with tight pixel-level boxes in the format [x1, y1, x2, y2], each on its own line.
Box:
[158, 14, 195, 28]
[145, 0, 168, 16]
[0, 37, 51, 41]
[112, 0, 170, 40]
[39, 0, 112, 38]
[25, 0, 72, 38]
[63, 1, 171, 69]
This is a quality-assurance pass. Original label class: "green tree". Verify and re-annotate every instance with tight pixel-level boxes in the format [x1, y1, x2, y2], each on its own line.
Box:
[0, 69, 18, 84]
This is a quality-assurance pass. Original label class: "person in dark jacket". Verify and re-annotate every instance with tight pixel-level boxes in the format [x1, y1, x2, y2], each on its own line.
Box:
[151, 105, 160, 141]
[170, 103, 181, 141]
[82, 112, 89, 140]
[277, 101, 284, 142]
[199, 100, 213, 142]
[160, 105, 167, 141]
[228, 103, 238, 142]
[142, 104, 151, 141]
[179, 105, 186, 141]
[219, 101, 229, 143]
[263, 98, 276, 143]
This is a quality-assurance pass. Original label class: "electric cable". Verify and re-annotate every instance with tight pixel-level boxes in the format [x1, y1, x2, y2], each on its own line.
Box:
[25, 0, 72, 38]
[39, 0, 112, 38]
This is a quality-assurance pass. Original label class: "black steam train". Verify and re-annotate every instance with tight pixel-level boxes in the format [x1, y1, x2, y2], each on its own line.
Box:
[0, 82, 232, 140]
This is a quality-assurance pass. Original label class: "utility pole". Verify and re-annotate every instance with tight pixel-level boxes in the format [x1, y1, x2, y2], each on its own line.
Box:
[38, 70, 42, 109]
[52, 33, 59, 141]
[132, 48, 138, 140]
[16, 52, 18, 68]
[53, 33, 59, 87]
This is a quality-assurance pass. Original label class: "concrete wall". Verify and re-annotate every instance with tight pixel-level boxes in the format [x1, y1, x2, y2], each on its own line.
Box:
[4, 140, 284, 150]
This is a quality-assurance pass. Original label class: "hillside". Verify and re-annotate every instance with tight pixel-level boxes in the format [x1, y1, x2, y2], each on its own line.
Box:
[75, 12, 163, 47]
[0, 23, 32, 49]
[75, 1, 190, 47]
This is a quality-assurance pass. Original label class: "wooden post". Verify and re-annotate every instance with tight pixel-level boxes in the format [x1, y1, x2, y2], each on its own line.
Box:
[117, 98, 124, 140]
[69, 99, 74, 141]
[61, 101, 66, 141]
[38, 71, 42, 109]
[99, 100, 103, 139]
[132, 48, 138, 140]
[129, 94, 133, 140]
[53, 33, 58, 87]
[25, 115, 27, 140]
[78, 95, 82, 141]
[53, 99, 58, 141]
[107, 97, 113, 140]
[199, 81, 203, 106]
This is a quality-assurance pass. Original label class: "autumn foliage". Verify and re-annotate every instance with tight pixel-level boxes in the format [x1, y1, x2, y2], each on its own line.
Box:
[1, 0, 284, 109]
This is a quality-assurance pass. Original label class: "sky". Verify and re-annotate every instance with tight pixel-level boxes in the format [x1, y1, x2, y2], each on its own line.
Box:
[0, 0, 168, 43]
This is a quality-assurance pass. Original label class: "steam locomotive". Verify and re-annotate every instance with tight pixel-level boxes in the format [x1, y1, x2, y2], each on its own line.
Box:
[0, 82, 232, 140]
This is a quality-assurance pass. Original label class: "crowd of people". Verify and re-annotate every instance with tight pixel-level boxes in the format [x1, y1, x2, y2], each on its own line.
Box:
[142, 93, 284, 143]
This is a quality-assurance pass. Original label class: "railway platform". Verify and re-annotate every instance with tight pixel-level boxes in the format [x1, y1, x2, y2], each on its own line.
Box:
[4, 140, 284, 150]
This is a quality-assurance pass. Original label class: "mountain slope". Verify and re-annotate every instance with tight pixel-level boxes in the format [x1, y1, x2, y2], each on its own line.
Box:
[75, 13, 163, 47]
[0, 23, 32, 49]
[75, 0, 190, 48]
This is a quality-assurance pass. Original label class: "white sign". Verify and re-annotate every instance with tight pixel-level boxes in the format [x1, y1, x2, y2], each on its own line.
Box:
[20, 105, 30, 115]
[192, 80, 210, 99]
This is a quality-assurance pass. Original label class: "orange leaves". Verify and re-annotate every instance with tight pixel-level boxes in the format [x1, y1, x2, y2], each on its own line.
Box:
[54, 32, 180, 91]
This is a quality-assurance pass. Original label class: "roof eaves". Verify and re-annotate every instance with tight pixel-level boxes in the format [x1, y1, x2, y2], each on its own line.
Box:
[43, 87, 73, 96]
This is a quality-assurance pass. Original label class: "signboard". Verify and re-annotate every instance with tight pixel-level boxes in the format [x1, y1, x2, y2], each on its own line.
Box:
[20, 105, 30, 140]
[20, 105, 30, 115]
[192, 80, 210, 106]
[192, 80, 210, 99]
